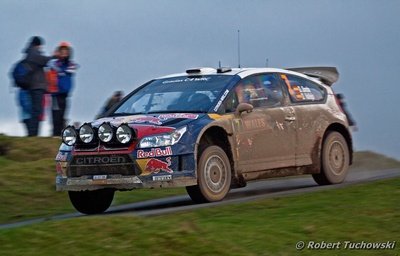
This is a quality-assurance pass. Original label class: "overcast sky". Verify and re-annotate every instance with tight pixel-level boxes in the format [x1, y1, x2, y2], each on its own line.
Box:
[0, 0, 399, 159]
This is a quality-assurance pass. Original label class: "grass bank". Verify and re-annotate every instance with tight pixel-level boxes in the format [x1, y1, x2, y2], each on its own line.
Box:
[0, 177, 399, 256]
[0, 136, 184, 224]
[0, 135, 399, 225]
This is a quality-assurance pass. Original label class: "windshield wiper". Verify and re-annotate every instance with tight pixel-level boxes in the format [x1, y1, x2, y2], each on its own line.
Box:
[146, 110, 208, 114]
[109, 112, 145, 117]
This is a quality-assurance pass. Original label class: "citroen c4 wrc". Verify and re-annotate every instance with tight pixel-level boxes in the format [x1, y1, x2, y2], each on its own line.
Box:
[56, 66, 353, 214]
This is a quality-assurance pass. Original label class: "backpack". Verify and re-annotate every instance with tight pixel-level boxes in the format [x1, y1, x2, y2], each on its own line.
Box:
[11, 59, 34, 90]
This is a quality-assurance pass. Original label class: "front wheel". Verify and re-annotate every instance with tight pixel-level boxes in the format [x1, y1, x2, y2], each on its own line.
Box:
[68, 189, 114, 214]
[313, 131, 350, 185]
[186, 145, 231, 203]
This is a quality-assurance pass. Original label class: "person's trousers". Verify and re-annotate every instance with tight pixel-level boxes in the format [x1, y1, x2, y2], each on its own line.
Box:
[27, 89, 45, 136]
[23, 119, 30, 135]
[52, 93, 68, 136]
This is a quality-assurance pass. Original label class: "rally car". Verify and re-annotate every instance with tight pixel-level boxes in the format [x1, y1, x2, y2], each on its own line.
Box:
[56, 66, 353, 214]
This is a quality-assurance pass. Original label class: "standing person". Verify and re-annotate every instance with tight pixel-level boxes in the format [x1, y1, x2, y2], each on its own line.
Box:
[24, 36, 53, 136]
[17, 89, 31, 134]
[48, 42, 78, 136]
[97, 91, 124, 118]
[336, 93, 357, 130]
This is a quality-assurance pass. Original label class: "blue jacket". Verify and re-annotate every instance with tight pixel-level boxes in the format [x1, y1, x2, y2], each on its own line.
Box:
[49, 59, 77, 94]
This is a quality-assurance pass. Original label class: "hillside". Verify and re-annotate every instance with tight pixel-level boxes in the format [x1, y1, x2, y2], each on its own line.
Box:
[1, 135, 399, 168]
[0, 135, 399, 224]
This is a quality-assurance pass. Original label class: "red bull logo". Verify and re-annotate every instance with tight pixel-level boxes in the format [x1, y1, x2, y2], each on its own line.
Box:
[137, 147, 172, 159]
[145, 157, 173, 174]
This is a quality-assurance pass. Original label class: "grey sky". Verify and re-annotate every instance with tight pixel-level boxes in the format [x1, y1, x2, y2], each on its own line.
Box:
[0, 0, 399, 159]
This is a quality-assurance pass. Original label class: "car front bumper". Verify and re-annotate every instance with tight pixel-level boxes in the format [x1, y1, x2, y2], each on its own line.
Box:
[56, 173, 197, 191]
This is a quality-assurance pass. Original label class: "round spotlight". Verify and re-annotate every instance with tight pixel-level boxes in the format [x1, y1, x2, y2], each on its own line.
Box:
[116, 124, 133, 144]
[98, 123, 113, 143]
[79, 124, 95, 143]
[62, 126, 77, 146]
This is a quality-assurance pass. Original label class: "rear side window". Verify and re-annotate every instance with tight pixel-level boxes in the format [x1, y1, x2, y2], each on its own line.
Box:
[280, 74, 326, 103]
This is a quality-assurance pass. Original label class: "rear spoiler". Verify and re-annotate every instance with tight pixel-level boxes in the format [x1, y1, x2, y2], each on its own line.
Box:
[286, 67, 339, 86]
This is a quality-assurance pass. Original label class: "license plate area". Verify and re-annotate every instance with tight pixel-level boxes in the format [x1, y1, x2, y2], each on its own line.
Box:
[152, 175, 172, 181]
[93, 175, 107, 180]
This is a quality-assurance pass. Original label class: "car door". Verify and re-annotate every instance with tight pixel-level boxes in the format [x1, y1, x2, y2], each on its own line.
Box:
[222, 73, 296, 172]
[279, 73, 328, 166]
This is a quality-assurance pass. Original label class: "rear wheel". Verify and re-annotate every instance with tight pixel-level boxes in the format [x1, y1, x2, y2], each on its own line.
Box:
[186, 145, 231, 203]
[68, 189, 114, 214]
[313, 131, 350, 185]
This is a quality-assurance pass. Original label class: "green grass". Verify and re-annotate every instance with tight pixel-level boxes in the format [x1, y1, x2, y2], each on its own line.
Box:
[0, 177, 399, 256]
[0, 135, 399, 225]
[352, 151, 400, 170]
[0, 136, 184, 224]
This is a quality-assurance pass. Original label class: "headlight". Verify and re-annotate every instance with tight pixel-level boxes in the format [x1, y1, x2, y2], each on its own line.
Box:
[98, 123, 113, 143]
[62, 126, 77, 146]
[138, 126, 187, 148]
[116, 124, 133, 144]
[79, 124, 95, 143]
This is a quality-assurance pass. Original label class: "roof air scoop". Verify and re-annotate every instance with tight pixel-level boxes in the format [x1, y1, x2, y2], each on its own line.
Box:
[217, 67, 232, 73]
[186, 67, 217, 75]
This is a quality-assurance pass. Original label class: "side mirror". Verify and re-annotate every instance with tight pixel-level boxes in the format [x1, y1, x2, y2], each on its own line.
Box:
[235, 103, 253, 116]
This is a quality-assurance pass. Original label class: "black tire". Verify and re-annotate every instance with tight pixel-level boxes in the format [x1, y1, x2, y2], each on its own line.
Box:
[68, 189, 114, 214]
[313, 131, 350, 185]
[186, 145, 231, 203]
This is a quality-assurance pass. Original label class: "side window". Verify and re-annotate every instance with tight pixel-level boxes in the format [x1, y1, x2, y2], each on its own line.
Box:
[235, 74, 284, 108]
[259, 74, 284, 107]
[280, 74, 325, 103]
[219, 91, 238, 114]
[219, 73, 284, 113]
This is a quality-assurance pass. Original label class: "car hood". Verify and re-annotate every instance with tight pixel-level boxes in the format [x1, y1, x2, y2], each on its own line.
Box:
[92, 113, 205, 128]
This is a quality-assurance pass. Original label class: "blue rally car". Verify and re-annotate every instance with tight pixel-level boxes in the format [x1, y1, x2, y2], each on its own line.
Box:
[57, 67, 353, 214]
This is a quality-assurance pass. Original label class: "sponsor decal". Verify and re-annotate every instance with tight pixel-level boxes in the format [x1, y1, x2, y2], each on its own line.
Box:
[213, 89, 230, 111]
[93, 175, 107, 180]
[95, 113, 199, 127]
[136, 157, 174, 176]
[75, 155, 127, 165]
[243, 118, 266, 130]
[56, 162, 63, 175]
[152, 175, 172, 181]
[133, 116, 163, 125]
[144, 157, 173, 174]
[56, 152, 68, 161]
[162, 77, 211, 84]
[299, 86, 315, 100]
[292, 85, 305, 100]
[158, 113, 198, 120]
[93, 116, 135, 127]
[133, 114, 199, 125]
[137, 146, 173, 159]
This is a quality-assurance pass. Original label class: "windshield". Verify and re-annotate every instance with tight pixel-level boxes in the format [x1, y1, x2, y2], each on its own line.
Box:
[113, 75, 234, 115]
